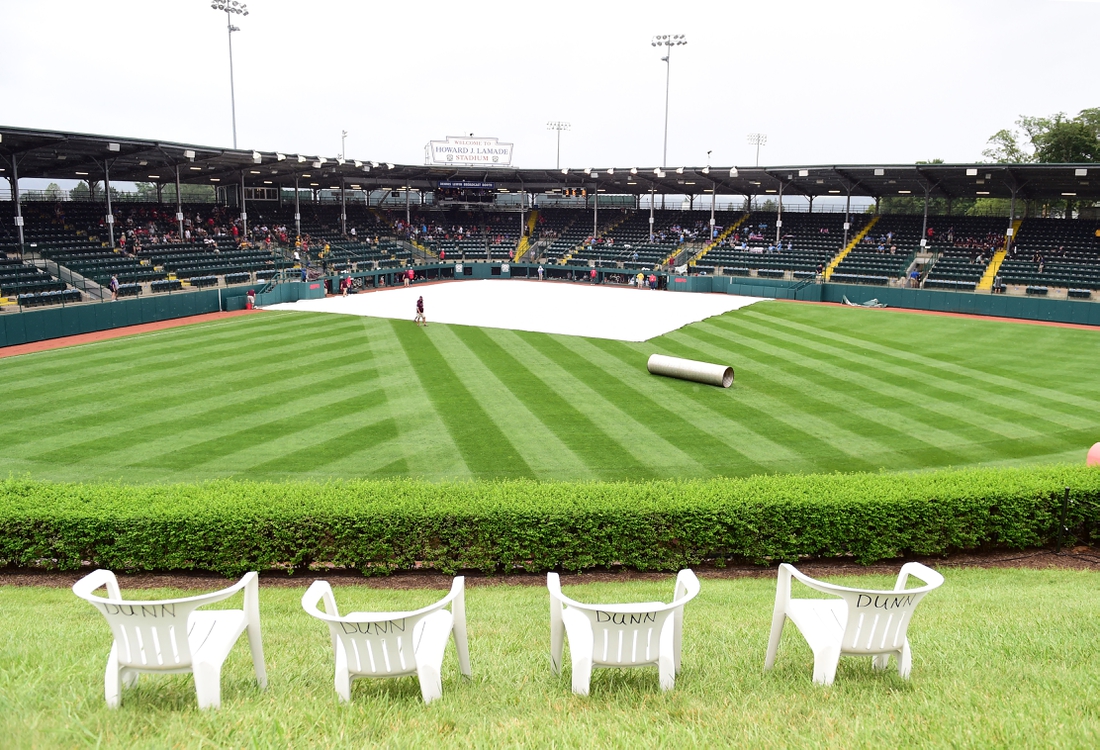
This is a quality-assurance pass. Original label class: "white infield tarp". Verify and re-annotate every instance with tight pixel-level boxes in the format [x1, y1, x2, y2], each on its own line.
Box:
[265, 279, 767, 342]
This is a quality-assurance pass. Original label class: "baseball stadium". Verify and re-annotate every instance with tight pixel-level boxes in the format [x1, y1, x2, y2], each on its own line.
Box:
[2, 2, 1099, 747]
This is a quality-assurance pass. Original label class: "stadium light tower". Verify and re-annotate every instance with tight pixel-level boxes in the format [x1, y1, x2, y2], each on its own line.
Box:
[210, 0, 249, 149]
[547, 121, 570, 170]
[747, 132, 767, 167]
[652, 34, 687, 169]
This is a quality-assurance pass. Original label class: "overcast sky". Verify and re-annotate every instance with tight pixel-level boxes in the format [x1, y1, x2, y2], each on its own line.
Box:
[2, 0, 1097, 172]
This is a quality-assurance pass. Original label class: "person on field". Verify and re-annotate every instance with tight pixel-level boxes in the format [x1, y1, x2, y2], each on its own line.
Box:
[246, 289, 256, 309]
[108, 275, 120, 301]
[415, 295, 426, 327]
[538, 264, 545, 280]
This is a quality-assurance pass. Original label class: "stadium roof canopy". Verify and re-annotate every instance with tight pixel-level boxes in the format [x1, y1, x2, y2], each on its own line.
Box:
[1, 124, 1096, 202]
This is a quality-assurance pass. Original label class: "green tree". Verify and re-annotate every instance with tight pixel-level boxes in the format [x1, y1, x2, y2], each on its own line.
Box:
[983, 108, 1099, 163]
[44, 183, 63, 201]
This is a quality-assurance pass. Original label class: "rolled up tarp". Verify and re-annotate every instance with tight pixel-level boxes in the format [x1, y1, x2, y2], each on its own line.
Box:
[647, 354, 734, 388]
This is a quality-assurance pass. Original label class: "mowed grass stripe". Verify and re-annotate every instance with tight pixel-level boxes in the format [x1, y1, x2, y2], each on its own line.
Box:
[653, 334, 881, 472]
[433, 326, 596, 480]
[0, 313, 331, 390]
[20, 349, 378, 461]
[134, 379, 386, 471]
[728, 310, 1094, 432]
[511, 331, 709, 478]
[2, 331, 373, 430]
[547, 334, 777, 476]
[746, 305, 1100, 414]
[0, 319, 358, 410]
[697, 317, 1035, 451]
[242, 417, 400, 476]
[584, 337, 804, 468]
[667, 326, 905, 458]
[364, 318, 469, 480]
[451, 326, 632, 480]
[395, 321, 535, 480]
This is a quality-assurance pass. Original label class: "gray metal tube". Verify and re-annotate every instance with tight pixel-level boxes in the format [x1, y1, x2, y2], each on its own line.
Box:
[647, 353, 734, 388]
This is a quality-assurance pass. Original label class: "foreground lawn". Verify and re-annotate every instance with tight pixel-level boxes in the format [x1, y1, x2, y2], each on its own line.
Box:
[0, 300, 1098, 482]
[1, 569, 1097, 748]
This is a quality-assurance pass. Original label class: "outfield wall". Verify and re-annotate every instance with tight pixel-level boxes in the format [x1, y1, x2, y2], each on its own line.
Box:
[3, 266, 1099, 348]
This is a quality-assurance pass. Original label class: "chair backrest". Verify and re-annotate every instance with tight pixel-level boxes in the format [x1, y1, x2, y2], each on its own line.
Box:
[785, 562, 944, 654]
[548, 570, 700, 667]
[72, 569, 254, 670]
[302, 577, 465, 677]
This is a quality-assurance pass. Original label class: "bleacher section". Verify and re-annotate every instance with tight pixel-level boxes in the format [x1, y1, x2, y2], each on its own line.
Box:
[830, 215, 921, 285]
[697, 212, 859, 279]
[997, 218, 1100, 295]
[922, 217, 1009, 292]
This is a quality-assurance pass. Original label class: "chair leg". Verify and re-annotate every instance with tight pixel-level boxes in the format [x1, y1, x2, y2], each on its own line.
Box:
[246, 621, 267, 690]
[417, 664, 444, 704]
[897, 641, 912, 679]
[658, 651, 676, 692]
[570, 653, 593, 697]
[335, 643, 351, 702]
[764, 611, 786, 671]
[193, 661, 222, 709]
[872, 654, 890, 671]
[811, 647, 841, 686]
[104, 646, 122, 708]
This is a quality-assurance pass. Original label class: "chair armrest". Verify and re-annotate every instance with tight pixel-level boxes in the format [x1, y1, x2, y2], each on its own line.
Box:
[301, 580, 339, 619]
[72, 569, 122, 601]
[896, 562, 945, 592]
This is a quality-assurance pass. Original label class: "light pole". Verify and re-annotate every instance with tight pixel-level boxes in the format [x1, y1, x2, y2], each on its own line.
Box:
[747, 133, 767, 167]
[340, 130, 348, 160]
[652, 34, 686, 210]
[210, 0, 248, 149]
[547, 121, 570, 170]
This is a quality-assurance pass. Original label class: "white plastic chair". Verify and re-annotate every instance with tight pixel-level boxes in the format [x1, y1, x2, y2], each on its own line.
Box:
[548, 570, 700, 695]
[72, 569, 267, 709]
[301, 577, 471, 704]
[764, 562, 945, 686]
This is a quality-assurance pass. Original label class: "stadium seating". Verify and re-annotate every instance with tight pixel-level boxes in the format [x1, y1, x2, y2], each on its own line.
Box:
[997, 218, 1100, 292]
[701, 211, 858, 278]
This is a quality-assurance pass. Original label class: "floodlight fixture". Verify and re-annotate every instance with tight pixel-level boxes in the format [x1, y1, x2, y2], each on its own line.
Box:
[547, 121, 571, 169]
[675, 166, 684, 174]
[651, 32, 688, 206]
[606, 168, 614, 175]
[630, 167, 638, 175]
[386, 163, 395, 170]
[276, 153, 286, 161]
[729, 167, 739, 177]
[746, 133, 766, 166]
[252, 151, 261, 163]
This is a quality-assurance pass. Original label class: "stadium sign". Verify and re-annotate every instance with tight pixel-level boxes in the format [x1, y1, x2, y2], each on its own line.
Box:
[425, 136, 513, 167]
[438, 181, 496, 189]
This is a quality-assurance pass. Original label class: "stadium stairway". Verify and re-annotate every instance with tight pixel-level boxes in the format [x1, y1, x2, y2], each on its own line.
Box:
[691, 213, 748, 267]
[976, 218, 1021, 291]
[513, 210, 539, 262]
[824, 215, 879, 280]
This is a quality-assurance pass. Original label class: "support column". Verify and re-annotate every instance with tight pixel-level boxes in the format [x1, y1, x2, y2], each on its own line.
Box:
[709, 181, 716, 241]
[104, 161, 115, 249]
[843, 190, 851, 249]
[10, 156, 25, 249]
[649, 190, 655, 242]
[175, 164, 184, 240]
[807, 195, 813, 214]
[404, 186, 410, 225]
[1007, 187, 1018, 249]
[293, 176, 301, 239]
[593, 185, 598, 239]
[775, 181, 783, 244]
[155, 183, 163, 204]
[920, 188, 930, 244]
[341, 180, 347, 236]
[240, 171, 248, 238]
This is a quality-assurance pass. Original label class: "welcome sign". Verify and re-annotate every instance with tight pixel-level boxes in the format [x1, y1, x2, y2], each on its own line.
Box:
[425, 136, 514, 167]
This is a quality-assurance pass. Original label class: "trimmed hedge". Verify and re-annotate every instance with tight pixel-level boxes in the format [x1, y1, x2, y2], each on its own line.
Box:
[1, 466, 1097, 577]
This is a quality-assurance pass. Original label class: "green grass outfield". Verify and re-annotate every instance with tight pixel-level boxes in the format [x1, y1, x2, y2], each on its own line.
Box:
[3, 570, 1098, 748]
[1, 299, 1098, 483]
